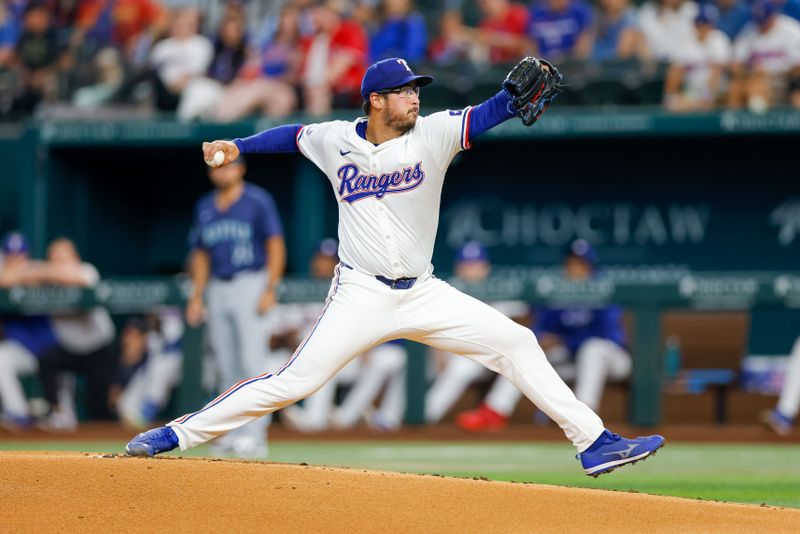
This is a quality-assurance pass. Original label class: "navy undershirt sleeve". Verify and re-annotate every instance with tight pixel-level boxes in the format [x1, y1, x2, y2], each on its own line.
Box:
[233, 124, 303, 154]
[468, 90, 515, 142]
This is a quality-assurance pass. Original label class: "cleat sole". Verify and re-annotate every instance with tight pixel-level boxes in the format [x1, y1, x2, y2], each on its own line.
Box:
[586, 442, 664, 477]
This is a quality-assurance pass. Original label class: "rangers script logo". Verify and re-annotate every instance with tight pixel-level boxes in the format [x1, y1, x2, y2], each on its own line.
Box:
[336, 161, 425, 203]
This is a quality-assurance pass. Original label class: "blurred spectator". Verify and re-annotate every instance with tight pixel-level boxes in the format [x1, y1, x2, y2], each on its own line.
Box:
[0, 2, 18, 69]
[8, 2, 62, 118]
[639, 0, 699, 61]
[74, 0, 167, 63]
[711, 0, 751, 40]
[429, 9, 483, 66]
[73, 0, 168, 108]
[351, 0, 378, 28]
[176, 10, 247, 121]
[111, 309, 183, 429]
[785, 0, 800, 20]
[207, 6, 299, 122]
[36, 237, 117, 430]
[299, 0, 368, 116]
[206, 10, 248, 84]
[524, 0, 594, 61]
[476, 0, 529, 64]
[424, 241, 530, 424]
[369, 0, 427, 64]
[590, 0, 644, 62]
[71, 46, 125, 109]
[760, 335, 800, 436]
[148, 6, 213, 113]
[457, 240, 632, 432]
[166, 0, 277, 40]
[728, 0, 800, 112]
[0, 232, 59, 430]
[663, 4, 732, 111]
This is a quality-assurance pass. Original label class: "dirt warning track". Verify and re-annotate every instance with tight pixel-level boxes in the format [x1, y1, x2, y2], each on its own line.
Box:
[0, 451, 797, 533]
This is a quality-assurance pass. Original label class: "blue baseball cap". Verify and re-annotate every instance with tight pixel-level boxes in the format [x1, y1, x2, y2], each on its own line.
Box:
[360, 58, 434, 102]
[565, 239, 597, 267]
[695, 3, 719, 25]
[752, 0, 779, 24]
[456, 241, 489, 263]
[1, 232, 29, 255]
[316, 238, 339, 259]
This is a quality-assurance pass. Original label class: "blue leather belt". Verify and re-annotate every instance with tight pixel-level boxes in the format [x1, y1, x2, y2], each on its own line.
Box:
[340, 263, 417, 290]
[374, 275, 417, 290]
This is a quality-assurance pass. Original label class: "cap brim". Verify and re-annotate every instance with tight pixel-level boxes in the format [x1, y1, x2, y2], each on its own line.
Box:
[394, 74, 434, 89]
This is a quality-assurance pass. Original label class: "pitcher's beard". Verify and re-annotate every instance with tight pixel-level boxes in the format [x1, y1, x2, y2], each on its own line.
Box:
[383, 108, 418, 135]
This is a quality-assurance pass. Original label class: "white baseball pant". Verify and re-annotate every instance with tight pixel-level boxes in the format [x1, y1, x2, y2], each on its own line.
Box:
[0, 340, 38, 418]
[425, 354, 489, 423]
[280, 357, 361, 432]
[331, 342, 407, 429]
[486, 337, 632, 415]
[777, 336, 800, 419]
[170, 265, 605, 451]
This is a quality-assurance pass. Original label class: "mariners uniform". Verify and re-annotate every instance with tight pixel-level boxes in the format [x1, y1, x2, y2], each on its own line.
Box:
[128, 57, 664, 476]
[189, 180, 284, 457]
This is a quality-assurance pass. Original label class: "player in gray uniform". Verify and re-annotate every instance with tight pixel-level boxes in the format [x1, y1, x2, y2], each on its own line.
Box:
[128, 56, 664, 477]
[184, 155, 286, 458]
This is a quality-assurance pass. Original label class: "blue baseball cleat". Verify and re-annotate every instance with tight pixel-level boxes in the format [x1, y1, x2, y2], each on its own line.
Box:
[125, 426, 180, 457]
[578, 429, 665, 477]
[760, 409, 794, 436]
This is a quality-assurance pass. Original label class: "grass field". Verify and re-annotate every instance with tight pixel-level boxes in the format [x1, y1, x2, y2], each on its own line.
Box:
[2, 440, 799, 508]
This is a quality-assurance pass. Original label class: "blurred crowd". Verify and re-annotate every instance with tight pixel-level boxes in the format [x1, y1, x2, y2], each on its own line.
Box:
[1, 0, 798, 121]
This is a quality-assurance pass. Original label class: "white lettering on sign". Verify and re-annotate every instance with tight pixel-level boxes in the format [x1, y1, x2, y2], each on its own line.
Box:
[445, 201, 710, 247]
[770, 199, 800, 246]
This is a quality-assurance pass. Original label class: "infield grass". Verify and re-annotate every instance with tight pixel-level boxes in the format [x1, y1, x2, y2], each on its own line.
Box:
[2, 440, 798, 508]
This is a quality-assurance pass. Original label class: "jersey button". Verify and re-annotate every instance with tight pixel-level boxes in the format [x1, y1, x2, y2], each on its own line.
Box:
[393, 263, 399, 267]
[378, 206, 383, 212]
[385, 234, 391, 239]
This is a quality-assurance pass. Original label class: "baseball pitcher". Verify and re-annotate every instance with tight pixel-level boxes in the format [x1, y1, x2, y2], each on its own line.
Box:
[127, 56, 665, 476]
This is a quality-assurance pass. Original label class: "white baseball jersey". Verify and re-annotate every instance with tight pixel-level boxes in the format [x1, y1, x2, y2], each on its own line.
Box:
[295, 110, 472, 280]
[672, 29, 732, 101]
[638, 0, 698, 61]
[734, 16, 800, 73]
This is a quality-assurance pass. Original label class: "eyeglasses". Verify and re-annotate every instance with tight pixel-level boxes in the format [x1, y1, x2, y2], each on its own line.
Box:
[376, 86, 420, 98]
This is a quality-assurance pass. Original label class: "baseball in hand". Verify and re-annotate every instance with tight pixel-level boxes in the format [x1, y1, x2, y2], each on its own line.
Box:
[206, 150, 225, 168]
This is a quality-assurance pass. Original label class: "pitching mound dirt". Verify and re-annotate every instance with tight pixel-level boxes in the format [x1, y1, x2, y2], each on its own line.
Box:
[1, 451, 797, 533]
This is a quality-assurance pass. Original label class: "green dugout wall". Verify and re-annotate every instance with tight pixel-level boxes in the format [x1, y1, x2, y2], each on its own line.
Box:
[2, 109, 799, 276]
